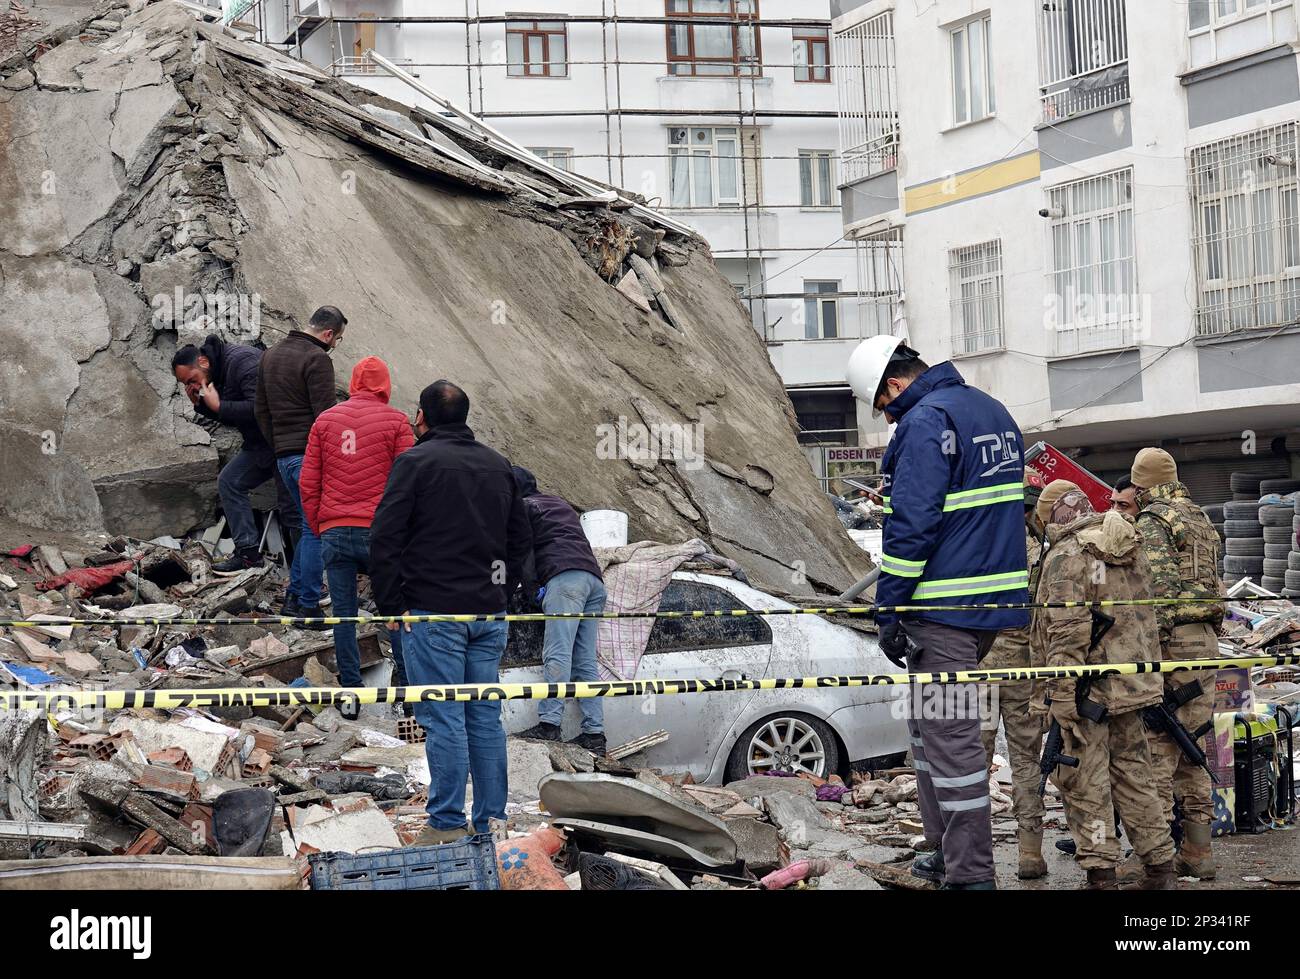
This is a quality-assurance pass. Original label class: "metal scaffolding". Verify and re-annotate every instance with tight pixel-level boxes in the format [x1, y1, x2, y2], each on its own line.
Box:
[235, 2, 872, 341]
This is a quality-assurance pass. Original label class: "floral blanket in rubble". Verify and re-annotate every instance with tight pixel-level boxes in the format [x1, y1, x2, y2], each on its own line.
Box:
[592, 539, 742, 681]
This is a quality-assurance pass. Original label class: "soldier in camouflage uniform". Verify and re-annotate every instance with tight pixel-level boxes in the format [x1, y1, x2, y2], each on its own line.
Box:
[981, 472, 1047, 879]
[1031, 481, 1176, 890]
[1130, 447, 1225, 880]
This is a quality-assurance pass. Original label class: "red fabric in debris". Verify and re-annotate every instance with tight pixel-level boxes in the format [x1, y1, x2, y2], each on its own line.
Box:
[36, 560, 136, 594]
[6, 545, 34, 558]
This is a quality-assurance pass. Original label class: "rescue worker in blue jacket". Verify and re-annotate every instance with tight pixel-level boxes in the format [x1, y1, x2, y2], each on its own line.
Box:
[847, 336, 1030, 890]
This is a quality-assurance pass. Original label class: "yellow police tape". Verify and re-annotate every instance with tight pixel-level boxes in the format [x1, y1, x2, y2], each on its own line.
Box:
[2, 653, 1296, 712]
[0, 595, 1245, 629]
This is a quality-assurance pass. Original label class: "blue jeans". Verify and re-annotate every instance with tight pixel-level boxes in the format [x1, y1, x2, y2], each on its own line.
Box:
[405, 615, 509, 832]
[321, 526, 405, 688]
[218, 448, 274, 552]
[276, 454, 323, 607]
[539, 570, 606, 733]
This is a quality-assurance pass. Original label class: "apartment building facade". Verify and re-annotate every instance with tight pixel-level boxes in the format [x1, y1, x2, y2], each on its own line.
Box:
[238, 0, 872, 485]
[831, 0, 1300, 494]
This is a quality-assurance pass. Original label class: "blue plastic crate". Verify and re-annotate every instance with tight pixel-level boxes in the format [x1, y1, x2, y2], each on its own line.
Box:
[309, 834, 500, 891]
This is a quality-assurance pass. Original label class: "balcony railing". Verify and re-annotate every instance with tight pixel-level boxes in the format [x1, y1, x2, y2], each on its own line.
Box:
[834, 10, 898, 184]
[328, 56, 416, 77]
[1036, 0, 1130, 121]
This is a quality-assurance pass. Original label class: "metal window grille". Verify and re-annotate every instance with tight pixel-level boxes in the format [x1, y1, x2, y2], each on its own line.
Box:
[833, 11, 898, 183]
[948, 240, 1005, 356]
[854, 229, 904, 339]
[1036, 0, 1129, 121]
[1189, 122, 1300, 337]
[1045, 168, 1140, 354]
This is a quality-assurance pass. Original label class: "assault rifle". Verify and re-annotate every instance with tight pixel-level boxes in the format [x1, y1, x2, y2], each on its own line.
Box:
[1141, 679, 1219, 784]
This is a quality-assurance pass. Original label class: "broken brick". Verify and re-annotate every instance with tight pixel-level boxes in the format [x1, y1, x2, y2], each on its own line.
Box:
[147, 746, 192, 771]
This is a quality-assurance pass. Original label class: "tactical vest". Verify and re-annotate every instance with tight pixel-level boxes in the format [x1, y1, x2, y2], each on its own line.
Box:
[1140, 486, 1224, 628]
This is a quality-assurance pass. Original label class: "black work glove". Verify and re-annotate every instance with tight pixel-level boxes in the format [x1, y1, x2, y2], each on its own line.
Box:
[879, 619, 909, 669]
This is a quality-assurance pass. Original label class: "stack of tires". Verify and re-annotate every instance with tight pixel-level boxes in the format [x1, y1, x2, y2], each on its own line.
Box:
[1257, 478, 1300, 596]
[1286, 488, 1300, 600]
[1223, 498, 1264, 588]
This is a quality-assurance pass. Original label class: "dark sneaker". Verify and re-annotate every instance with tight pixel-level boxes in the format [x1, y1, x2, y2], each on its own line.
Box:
[910, 848, 945, 882]
[212, 548, 263, 576]
[567, 732, 607, 755]
[518, 722, 562, 742]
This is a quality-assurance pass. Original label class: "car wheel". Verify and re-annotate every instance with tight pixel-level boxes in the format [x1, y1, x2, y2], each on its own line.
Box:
[725, 713, 841, 782]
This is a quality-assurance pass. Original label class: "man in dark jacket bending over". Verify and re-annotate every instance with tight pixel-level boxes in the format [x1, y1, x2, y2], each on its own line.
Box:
[512, 466, 608, 755]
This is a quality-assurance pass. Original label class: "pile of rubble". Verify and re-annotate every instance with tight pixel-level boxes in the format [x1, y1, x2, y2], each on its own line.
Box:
[0, 525, 1008, 890]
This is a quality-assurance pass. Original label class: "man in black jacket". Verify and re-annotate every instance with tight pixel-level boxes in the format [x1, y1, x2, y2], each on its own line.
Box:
[255, 305, 345, 616]
[173, 334, 296, 575]
[370, 380, 532, 846]
[511, 467, 608, 754]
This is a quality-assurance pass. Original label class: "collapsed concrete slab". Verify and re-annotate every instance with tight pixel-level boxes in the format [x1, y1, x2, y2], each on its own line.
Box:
[0, 0, 870, 593]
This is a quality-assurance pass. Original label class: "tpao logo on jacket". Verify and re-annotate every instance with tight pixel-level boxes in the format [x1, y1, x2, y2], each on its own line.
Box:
[973, 432, 1021, 478]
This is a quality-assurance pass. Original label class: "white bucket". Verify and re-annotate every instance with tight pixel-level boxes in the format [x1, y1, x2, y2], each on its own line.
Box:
[580, 509, 629, 548]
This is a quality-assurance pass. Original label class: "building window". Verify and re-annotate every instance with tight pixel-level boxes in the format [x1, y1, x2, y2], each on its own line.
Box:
[855, 228, 904, 338]
[1045, 168, 1139, 354]
[1036, 0, 1129, 121]
[1188, 0, 1296, 70]
[668, 126, 759, 207]
[1189, 123, 1300, 337]
[666, 0, 761, 77]
[526, 147, 574, 171]
[949, 14, 995, 126]
[799, 150, 836, 207]
[803, 280, 840, 339]
[795, 410, 852, 446]
[948, 240, 1005, 356]
[834, 11, 899, 183]
[506, 20, 568, 77]
[794, 25, 830, 82]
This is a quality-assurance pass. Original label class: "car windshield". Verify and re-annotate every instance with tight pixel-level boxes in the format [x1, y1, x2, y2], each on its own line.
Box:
[500, 576, 770, 668]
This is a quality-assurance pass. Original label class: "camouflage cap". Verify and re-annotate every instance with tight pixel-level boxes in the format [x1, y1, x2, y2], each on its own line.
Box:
[1034, 478, 1081, 526]
[1130, 447, 1177, 489]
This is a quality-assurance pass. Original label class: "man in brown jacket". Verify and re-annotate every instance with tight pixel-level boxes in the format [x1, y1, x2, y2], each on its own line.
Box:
[255, 306, 345, 617]
[1032, 481, 1176, 890]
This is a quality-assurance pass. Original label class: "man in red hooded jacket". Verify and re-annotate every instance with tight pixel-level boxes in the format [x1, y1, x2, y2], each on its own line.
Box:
[300, 357, 415, 694]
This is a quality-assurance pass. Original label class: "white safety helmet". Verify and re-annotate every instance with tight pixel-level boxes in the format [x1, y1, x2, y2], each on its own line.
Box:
[846, 334, 914, 418]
